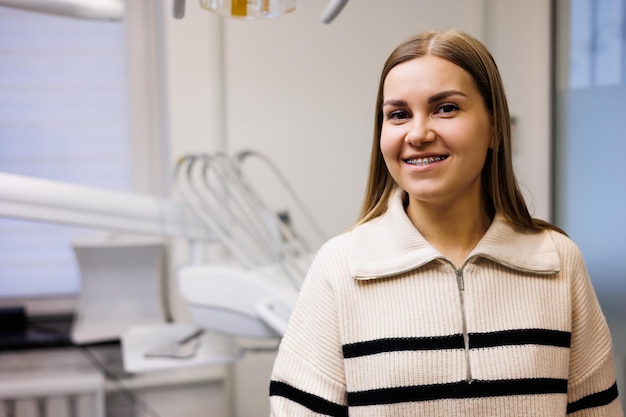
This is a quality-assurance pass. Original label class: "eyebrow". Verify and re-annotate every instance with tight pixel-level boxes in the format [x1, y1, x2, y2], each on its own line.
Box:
[382, 98, 408, 107]
[382, 90, 468, 107]
[427, 90, 467, 104]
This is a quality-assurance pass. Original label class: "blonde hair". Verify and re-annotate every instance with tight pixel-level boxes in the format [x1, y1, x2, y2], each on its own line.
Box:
[356, 29, 562, 234]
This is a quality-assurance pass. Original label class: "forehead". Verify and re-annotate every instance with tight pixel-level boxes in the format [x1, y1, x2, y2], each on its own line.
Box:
[383, 55, 477, 96]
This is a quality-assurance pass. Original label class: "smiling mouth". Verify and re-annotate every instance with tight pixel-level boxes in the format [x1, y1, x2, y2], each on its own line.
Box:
[405, 155, 449, 166]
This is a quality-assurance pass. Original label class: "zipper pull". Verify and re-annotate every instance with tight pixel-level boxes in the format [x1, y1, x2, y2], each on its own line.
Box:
[456, 268, 464, 290]
[455, 267, 473, 383]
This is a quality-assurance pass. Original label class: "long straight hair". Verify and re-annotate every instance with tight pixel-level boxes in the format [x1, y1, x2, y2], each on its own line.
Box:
[356, 30, 563, 234]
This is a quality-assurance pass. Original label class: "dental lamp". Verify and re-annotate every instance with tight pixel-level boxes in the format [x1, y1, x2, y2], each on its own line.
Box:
[0, 0, 350, 23]
[172, 0, 349, 23]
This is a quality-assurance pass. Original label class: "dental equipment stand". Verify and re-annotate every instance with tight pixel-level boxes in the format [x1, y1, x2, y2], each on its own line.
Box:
[0, 151, 321, 373]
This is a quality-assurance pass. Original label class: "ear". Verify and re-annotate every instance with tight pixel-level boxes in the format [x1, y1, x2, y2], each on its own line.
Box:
[485, 115, 495, 149]
[486, 123, 495, 149]
[488, 118, 499, 150]
[489, 133, 496, 149]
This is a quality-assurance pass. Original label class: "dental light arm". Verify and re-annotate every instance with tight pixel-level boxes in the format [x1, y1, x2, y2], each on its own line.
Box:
[0, 0, 124, 21]
[0, 172, 211, 241]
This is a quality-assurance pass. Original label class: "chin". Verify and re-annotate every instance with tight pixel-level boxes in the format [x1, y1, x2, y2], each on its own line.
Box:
[403, 188, 446, 204]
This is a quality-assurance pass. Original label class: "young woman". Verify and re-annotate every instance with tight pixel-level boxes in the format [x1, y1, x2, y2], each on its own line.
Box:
[269, 29, 622, 417]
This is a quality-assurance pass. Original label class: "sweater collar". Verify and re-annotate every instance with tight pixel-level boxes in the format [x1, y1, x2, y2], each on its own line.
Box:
[349, 189, 561, 280]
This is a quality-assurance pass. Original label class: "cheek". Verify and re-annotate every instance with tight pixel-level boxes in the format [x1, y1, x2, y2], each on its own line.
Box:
[379, 136, 390, 158]
[448, 121, 491, 154]
[379, 141, 396, 168]
[379, 128, 400, 160]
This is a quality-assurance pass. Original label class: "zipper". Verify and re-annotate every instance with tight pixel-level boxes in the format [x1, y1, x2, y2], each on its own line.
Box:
[455, 267, 473, 383]
[355, 259, 475, 382]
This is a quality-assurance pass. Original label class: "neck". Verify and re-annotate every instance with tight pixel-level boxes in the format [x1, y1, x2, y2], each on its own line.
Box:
[405, 196, 492, 267]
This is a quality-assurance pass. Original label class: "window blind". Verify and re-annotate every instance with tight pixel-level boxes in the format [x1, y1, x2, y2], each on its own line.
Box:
[0, 6, 131, 297]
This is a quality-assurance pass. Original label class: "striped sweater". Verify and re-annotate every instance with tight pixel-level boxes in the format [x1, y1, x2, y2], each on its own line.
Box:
[269, 190, 622, 416]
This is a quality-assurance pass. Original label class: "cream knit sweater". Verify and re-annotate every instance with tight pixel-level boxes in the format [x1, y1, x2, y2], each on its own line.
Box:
[269, 190, 622, 416]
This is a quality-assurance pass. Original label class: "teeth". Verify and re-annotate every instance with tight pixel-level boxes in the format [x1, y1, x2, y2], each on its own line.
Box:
[406, 156, 447, 166]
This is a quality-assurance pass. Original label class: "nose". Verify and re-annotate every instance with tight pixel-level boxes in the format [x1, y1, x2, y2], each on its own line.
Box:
[404, 116, 435, 146]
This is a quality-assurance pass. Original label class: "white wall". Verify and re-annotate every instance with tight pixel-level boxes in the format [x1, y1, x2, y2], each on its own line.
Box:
[162, 1, 552, 416]
[483, 0, 552, 220]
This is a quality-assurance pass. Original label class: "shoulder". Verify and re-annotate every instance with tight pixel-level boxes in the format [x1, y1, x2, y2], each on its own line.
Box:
[544, 228, 587, 271]
[303, 230, 355, 282]
[314, 230, 354, 260]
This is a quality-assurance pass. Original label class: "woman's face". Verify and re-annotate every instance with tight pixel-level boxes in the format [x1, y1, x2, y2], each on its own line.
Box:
[380, 55, 492, 210]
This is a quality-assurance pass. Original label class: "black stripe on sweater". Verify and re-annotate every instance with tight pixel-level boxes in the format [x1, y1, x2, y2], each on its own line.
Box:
[343, 335, 464, 358]
[348, 378, 568, 406]
[270, 380, 348, 417]
[343, 329, 571, 359]
[470, 329, 571, 349]
[566, 382, 619, 414]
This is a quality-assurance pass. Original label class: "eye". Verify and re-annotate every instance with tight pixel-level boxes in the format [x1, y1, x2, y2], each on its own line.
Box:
[387, 109, 411, 121]
[436, 103, 459, 115]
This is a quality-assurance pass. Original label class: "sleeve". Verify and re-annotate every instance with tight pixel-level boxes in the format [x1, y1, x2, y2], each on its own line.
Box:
[565, 243, 623, 416]
[269, 240, 348, 417]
